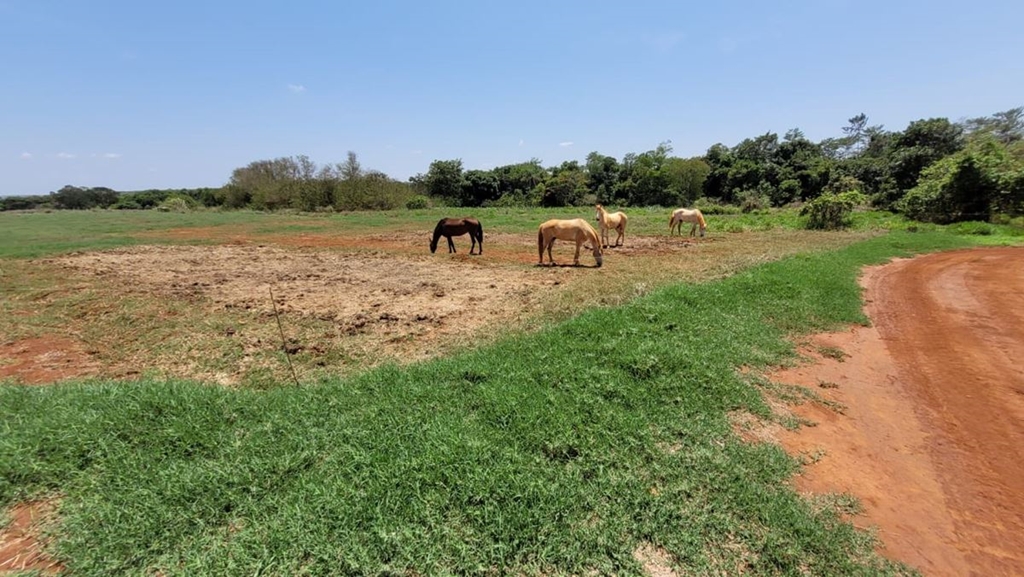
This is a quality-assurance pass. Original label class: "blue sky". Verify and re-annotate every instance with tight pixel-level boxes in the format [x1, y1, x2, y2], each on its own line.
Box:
[2, 0, 1022, 195]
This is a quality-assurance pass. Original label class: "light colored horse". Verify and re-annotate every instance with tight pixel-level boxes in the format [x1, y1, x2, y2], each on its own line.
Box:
[669, 208, 707, 238]
[537, 218, 603, 267]
[594, 204, 627, 248]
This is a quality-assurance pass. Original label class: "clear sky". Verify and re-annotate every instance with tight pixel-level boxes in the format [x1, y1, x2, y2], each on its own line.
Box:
[3, 0, 1022, 195]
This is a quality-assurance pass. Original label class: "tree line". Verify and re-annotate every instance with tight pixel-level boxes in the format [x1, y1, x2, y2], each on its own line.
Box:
[4, 107, 1021, 224]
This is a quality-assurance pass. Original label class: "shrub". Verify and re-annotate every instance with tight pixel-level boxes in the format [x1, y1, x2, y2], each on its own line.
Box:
[736, 189, 770, 213]
[405, 195, 431, 209]
[158, 195, 198, 213]
[949, 221, 995, 235]
[801, 191, 867, 230]
[772, 179, 801, 206]
[113, 197, 142, 210]
[693, 197, 741, 215]
[486, 189, 541, 208]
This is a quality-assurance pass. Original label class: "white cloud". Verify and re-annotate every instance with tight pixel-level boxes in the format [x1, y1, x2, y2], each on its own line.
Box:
[56, 152, 76, 159]
[559, 141, 574, 147]
[519, 139, 524, 147]
[287, 83, 306, 94]
[412, 149, 423, 155]
[20, 152, 32, 159]
[103, 152, 122, 159]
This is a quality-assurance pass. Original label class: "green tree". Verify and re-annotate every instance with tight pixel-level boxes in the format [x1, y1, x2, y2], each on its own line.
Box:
[702, 143, 734, 201]
[542, 161, 587, 206]
[661, 157, 710, 206]
[875, 117, 964, 209]
[585, 152, 620, 203]
[462, 169, 500, 206]
[423, 159, 467, 205]
[898, 136, 1024, 223]
[492, 159, 547, 203]
[962, 107, 1023, 144]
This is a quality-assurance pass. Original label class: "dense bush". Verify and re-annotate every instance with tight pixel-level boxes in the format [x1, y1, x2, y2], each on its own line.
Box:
[405, 195, 431, 209]
[801, 191, 867, 229]
[157, 195, 198, 212]
[898, 138, 1024, 223]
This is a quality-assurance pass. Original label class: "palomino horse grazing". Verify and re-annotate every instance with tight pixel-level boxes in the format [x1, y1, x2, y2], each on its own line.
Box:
[669, 208, 707, 238]
[430, 217, 484, 254]
[537, 219, 603, 267]
[594, 204, 628, 248]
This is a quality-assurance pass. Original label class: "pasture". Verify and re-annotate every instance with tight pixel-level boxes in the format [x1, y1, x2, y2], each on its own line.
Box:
[1, 207, 1018, 574]
[1, 207, 882, 388]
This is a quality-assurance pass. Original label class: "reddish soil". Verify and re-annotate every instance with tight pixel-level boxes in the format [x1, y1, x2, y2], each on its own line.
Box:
[771, 247, 1024, 576]
[0, 501, 62, 574]
[0, 337, 98, 385]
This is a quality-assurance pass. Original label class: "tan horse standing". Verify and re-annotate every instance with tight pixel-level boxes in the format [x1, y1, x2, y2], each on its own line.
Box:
[669, 208, 707, 238]
[594, 204, 627, 248]
[537, 219, 603, 267]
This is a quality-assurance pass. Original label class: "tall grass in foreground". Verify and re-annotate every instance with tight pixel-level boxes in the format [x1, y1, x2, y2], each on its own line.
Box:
[0, 231, 973, 575]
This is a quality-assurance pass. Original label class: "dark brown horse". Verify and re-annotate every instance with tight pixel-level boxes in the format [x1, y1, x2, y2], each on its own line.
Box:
[430, 217, 483, 254]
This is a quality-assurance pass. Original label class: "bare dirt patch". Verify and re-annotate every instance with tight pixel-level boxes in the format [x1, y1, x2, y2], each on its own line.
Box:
[0, 500, 62, 575]
[633, 542, 680, 577]
[0, 336, 98, 385]
[39, 243, 560, 384]
[768, 247, 1024, 576]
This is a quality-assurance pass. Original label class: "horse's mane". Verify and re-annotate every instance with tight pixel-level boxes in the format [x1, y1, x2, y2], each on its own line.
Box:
[695, 209, 707, 228]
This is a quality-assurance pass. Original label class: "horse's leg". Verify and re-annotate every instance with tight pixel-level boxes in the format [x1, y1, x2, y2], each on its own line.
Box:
[548, 238, 556, 265]
[448, 235, 456, 253]
[573, 239, 581, 266]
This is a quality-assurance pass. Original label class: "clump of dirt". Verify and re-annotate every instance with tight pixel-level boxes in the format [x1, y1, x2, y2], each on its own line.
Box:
[0, 337, 99, 385]
[0, 500, 62, 574]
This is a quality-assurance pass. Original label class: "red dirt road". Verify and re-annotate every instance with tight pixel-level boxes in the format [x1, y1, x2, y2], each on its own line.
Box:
[774, 247, 1024, 576]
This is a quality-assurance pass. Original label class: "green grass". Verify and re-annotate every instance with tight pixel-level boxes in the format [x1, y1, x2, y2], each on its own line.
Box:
[0, 230, 973, 575]
[4, 206, 1021, 260]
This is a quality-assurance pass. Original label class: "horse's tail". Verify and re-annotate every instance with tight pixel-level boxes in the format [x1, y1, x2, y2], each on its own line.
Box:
[477, 221, 484, 245]
[537, 227, 544, 261]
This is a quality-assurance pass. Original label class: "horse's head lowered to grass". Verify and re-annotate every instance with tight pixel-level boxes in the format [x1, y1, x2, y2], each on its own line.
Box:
[430, 217, 483, 254]
[537, 218, 603, 267]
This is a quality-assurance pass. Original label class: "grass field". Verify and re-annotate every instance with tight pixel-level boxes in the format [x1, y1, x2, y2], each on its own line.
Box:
[1, 208, 1021, 574]
[0, 208, 900, 388]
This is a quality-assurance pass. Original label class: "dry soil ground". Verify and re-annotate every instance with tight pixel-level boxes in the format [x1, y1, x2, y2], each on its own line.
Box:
[770, 247, 1024, 576]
